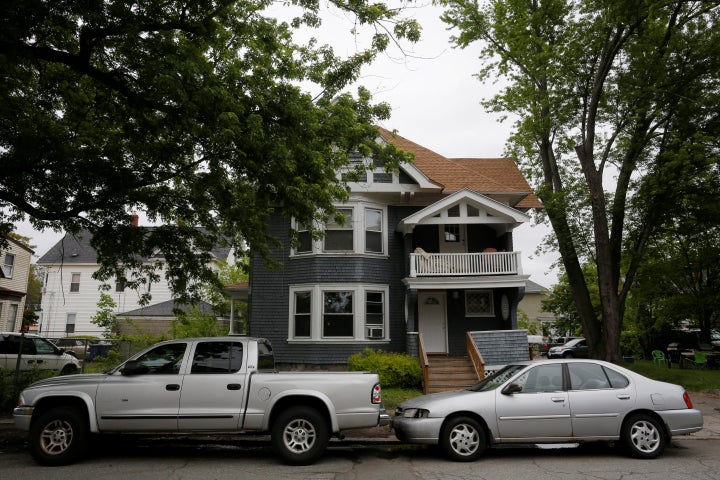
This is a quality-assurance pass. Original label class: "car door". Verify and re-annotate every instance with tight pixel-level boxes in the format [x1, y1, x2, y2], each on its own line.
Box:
[95, 342, 189, 432]
[178, 340, 248, 431]
[3, 335, 37, 371]
[567, 362, 636, 438]
[31, 337, 66, 370]
[495, 363, 572, 440]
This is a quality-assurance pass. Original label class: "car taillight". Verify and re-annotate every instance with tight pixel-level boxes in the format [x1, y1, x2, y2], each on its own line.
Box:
[371, 383, 382, 404]
[683, 392, 694, 409]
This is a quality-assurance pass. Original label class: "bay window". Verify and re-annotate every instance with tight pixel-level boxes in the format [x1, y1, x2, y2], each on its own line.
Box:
[288, 284, 389, 341]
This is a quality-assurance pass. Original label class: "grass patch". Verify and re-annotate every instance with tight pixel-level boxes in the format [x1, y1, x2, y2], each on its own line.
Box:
[381, 387, 423, 412]
[623, 359, 720, 392]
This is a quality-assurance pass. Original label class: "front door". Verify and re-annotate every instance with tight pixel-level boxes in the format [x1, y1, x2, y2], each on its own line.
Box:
[418, 292, 447, 353]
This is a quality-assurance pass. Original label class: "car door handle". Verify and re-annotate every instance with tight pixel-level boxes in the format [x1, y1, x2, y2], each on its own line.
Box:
[227, 384, 242, 391]
[551, 397, 565, 403]
[166, 384, 180, 391]
[616, 394, 631, 400]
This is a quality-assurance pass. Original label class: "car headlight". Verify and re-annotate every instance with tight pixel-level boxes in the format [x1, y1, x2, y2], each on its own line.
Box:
[401, 408, 430, 418]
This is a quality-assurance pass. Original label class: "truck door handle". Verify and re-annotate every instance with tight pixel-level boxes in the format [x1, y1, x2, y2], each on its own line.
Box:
[166, 384, 180, 391]
[227, 384, 242, 390]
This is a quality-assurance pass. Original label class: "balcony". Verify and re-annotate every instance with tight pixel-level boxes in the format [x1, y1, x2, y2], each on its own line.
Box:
[410, 251, 522, 277]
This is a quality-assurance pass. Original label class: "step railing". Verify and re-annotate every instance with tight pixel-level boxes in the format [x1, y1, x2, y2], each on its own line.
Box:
[418, 332, 430, 394]
[466, 331, 486, 381]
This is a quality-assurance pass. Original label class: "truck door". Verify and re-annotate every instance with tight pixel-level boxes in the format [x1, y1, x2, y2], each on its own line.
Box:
[178, 340, 248, 431]
[96, 342, 189, 431]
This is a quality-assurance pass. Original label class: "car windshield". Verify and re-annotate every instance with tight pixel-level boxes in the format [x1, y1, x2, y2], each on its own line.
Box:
[565, 338, 584, 347]
[467, 364, 526, 392]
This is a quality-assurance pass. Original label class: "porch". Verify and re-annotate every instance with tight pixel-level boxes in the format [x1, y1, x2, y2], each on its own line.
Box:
[409, 251, 522, 277]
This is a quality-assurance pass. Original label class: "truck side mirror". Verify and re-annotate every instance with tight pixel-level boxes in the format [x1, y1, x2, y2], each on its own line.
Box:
[121, 360, 149, 376]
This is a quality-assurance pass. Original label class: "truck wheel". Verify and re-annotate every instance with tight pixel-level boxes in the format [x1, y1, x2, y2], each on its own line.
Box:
[271, 406, 329, 465]
[622, 413, 665, 459]
[28, 406, 89, 466]
[440, 416, 486, 461]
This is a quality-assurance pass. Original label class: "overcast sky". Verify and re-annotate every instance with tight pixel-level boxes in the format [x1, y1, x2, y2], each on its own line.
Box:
[13, 3, 560, 287]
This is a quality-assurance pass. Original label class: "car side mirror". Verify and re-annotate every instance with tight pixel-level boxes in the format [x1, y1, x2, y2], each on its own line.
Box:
[121, 360, 149, 376]
[502, 383, 523, 395]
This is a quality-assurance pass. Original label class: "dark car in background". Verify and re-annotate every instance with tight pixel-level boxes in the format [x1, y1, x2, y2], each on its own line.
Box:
[540, 337, 583, 357]
[547, 337, 589, 358]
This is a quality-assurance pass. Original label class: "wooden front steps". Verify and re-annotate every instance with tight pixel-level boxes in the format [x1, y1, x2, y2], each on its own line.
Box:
[425, 355, 480, 393]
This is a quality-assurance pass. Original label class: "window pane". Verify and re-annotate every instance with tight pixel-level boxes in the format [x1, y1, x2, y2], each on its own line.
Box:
[324, 209, 353, 251]
[604, 367, 630, 388]
[324, 230, 353, 251]
[191, 342, 243, 374]
[323, 291, 353, 337]
[568, 363, 611, 390]
[365, 209, 383, 253]
[297, 230, 312, 253]
[294, 291, 311, 338]
[2, 253, 14, 277]
[515, 364, 563, 393]
[135, 343, 187, 374]
[444, 224, 460, 241]
[70, 273, 80, 292]
[366, 291, 384, 325]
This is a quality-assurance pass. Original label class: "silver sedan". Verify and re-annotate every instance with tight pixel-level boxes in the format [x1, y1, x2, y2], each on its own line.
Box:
[393, 359, 702, 461]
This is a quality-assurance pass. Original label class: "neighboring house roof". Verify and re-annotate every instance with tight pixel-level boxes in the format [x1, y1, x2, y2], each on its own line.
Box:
[376, 126, 543, 209]
[37, 228, 232, 265]
[525, 279, 550, 293]
[117, 300, 218, 317]
[2, 235, 35, 255]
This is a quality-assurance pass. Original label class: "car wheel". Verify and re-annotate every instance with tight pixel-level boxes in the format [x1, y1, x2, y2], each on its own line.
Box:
[271, 406, 329, 465]
[28, 406, 89, 466]
[440, 416, 486, 462]
[563, 352, 574, 358]
[622, 414, 666, 458]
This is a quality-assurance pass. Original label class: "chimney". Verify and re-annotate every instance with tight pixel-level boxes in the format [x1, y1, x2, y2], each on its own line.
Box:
[130, 214, 139, 227]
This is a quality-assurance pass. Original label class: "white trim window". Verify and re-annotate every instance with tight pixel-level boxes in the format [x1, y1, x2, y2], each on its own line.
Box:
[289, 284, 389, 342]
[2, 253, 14, 278]
[291, 203, 387, 256]
[66, 313, 76, 334]
[70, 273, 81, 293]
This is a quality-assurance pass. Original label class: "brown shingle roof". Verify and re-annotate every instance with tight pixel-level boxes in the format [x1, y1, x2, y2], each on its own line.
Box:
[376, 126, 542, 208]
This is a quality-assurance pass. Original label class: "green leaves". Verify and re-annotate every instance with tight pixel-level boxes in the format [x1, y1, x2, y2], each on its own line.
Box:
[1, 0, 418, 302]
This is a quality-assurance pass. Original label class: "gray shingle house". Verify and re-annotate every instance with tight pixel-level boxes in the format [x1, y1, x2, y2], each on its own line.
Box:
[246, 128, 542, 367]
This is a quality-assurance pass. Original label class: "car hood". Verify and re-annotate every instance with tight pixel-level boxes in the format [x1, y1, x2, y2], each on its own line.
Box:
[399, 388, 482, 410]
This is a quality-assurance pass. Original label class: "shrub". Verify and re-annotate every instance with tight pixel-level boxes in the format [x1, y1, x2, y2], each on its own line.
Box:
[347, 348, 422, 389]
[0, 368, 55, 414]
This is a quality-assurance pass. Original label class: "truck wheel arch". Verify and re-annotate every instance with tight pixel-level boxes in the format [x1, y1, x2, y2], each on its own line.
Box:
[267, 395, 334, 433]
[31, 394, 98, 433]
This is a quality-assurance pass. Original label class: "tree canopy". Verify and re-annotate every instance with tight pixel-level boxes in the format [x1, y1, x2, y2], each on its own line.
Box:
[0, 0, 417, 300]
[442, 0, 720, 361]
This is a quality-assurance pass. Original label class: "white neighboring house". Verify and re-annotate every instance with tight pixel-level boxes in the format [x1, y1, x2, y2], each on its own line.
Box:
[36, 229, 234, 338]
[1, 235, 34, 332]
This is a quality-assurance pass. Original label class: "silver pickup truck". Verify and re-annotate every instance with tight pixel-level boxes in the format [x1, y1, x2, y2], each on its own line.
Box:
[14, 336, 389, 466]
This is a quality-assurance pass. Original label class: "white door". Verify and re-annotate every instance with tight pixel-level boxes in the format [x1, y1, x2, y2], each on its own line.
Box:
[418, 292, 447, 353]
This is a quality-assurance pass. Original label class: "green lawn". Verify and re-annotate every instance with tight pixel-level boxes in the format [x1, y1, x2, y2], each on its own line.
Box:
[623, 359, 720, 392]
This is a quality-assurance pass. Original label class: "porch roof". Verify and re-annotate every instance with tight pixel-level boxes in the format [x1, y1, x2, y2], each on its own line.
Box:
[403, 274, 530, 290]
[396, 188, 531, 234]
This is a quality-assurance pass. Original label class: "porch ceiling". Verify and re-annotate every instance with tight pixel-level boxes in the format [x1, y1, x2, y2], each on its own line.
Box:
[402, 274, 530, 290]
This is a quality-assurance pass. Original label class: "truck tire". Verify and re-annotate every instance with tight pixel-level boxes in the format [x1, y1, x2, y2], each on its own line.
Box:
[622, 413, 666, 459]
[440, 415, 486, 462]
[28, 406, 89, 466]
[271, 406, 330, 465]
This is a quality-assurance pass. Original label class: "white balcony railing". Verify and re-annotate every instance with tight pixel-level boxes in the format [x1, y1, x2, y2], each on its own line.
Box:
[410, 251, 521, 277]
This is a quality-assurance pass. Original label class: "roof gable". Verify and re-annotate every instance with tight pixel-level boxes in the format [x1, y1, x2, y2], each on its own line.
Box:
[397, 188, 531, 234]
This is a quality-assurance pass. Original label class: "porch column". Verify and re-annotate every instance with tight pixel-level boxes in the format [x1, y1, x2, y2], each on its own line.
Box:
[405, 288, 418, 357]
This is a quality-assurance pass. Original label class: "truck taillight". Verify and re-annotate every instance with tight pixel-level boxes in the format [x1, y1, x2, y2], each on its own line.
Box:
[371, 383, 382, 404]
